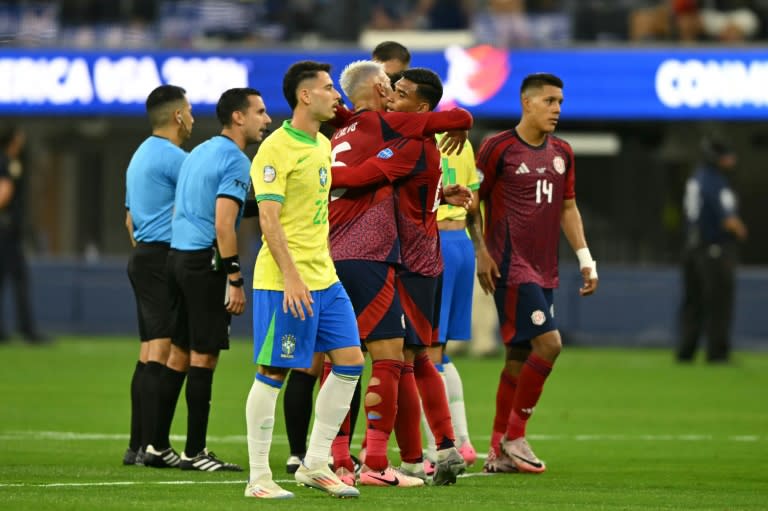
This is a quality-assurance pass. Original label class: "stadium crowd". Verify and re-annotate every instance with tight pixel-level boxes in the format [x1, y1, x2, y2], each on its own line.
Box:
[1, 0, 766, 48]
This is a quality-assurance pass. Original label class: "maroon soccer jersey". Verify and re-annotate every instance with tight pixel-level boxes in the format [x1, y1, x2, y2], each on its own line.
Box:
[392, 137, 444, 277]
[329, 110, 431, 263]
[476, 129, 575, 288]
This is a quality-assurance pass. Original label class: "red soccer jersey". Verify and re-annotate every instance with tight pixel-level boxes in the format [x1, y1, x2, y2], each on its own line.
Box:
[329, 110, 431, 263]
[391, 137, 444, 277]
[476, 129, 576, 288]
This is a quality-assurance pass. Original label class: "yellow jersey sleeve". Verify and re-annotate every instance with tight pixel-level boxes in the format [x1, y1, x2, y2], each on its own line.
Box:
[251, 138, 289, 203]
[437, 135, 479, 223]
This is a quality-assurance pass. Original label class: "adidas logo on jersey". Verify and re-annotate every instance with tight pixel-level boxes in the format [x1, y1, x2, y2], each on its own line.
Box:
[515, 163, 531, 174]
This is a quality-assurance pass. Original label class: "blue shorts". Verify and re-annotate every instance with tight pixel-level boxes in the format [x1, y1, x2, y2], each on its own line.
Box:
[335, 260, 405, 341]
[397, 270, 441, 347]
[493, 283, 556, 345]
[252, 282, 361, 368]
[438, 229, 475, 343]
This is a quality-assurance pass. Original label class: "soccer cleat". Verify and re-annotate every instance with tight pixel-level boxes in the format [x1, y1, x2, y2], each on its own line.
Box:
[180, 449, 242, 472]
[285, 455, 302, 474]
[144, 445, 181, 468]
[122, 447, 139, 466]
[398, 461, 428, 483]
[134, 446, 145, 466]
[295, 463, 360, 498]
[458, 441, 478, 466]
[244, 478, 294, 499]
[423, 459, 436, 477]
[482, 448, 519, 473]
[433, 447, 466, 486]
[500, 436, 546, 474]
[335, 466, 356, 486]
[359, 465, 424, 487]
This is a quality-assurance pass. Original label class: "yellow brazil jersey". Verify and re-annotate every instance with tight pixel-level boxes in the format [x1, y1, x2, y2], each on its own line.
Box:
[251, 120, 337, 291]
[436, 133, 480, 223]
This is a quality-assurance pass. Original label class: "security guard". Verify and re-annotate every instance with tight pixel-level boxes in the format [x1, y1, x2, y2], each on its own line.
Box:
[678, 136, 748, 363]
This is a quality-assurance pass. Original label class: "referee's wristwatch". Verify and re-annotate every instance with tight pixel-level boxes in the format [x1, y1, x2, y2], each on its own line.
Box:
[228, 277, 245, 288]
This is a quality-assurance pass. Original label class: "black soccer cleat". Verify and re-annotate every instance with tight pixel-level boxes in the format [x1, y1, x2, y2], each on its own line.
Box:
[180, 449, 242, 472]
[143, 445, 181, 468]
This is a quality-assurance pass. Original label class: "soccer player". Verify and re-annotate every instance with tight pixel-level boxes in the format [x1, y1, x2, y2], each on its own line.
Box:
[123, 84, 192, 467]
[326, 60, 470, 487]
[152, 87, 271, 472]
[423, 134, 480, 469]
[244, 61, 364, 499]
[371, 40, 411, 77]
[472, 73, 598, 474]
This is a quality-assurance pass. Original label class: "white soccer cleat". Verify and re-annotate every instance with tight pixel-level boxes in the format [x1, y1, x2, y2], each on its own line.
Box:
[433, 446, 466, 485]
[500, 436, 546, 473]
[244, 477, 294, 499]
[295, 463, 360, 498]
[358, 465, 424, 487]
[482, 447, 519, 473]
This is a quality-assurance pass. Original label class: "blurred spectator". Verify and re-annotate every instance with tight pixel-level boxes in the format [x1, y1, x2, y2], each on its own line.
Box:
[367, 0, 469, 30]
[699, 0, 760, 41]
[473, 0, 571, 47]
[630, 0, 760, 42]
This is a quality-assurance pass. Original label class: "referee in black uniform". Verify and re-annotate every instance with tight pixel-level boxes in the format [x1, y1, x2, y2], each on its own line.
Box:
[678, 136, 748, 364]
[123, 85, 193, 466]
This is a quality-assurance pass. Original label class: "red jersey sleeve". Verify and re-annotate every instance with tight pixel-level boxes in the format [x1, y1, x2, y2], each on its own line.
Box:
[563, 145, 576, 200]
[476, 133, 507, 201]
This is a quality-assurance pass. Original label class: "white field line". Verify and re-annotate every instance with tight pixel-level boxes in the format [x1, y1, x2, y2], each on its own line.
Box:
[0, 473, 497, 489]
[0, 431, 761, 444]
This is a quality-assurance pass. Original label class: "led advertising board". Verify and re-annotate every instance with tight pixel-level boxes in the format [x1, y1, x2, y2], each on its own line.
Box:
[1, 47, 767, 119]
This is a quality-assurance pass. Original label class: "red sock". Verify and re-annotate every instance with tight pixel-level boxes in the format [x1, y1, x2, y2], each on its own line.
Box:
[414, 352, 455, 448]
[506, 353, 553, 440]
[394, 362, 423, 464]
[492, 370, 517, 454]
[364, 359, 402, 470]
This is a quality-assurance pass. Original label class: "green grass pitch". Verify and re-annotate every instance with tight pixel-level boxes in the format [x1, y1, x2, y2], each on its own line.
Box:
[1, 337, 766, 510]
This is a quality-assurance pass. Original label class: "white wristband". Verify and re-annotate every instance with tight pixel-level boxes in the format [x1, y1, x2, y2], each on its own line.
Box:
[576, 247, 598, 279]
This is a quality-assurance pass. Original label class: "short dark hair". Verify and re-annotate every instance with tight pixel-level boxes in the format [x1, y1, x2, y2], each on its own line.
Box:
[372, 41, 411, 66]
[400, 68, 443, 110]
[520, 73, 564, 95]
[282, 61, 332, 110]
[145, 84, 187, 128]
[701, 134, 734, 163]
[216, 87, 262, 127]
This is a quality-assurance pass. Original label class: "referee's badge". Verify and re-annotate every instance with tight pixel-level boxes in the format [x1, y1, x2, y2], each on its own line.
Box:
[280, 334, 296, 359]
[319, 166, 328, 187]
[263, 165, 276, 183]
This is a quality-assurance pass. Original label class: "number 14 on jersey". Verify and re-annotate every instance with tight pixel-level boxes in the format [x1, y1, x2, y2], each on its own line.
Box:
[536, 178, 553, 204]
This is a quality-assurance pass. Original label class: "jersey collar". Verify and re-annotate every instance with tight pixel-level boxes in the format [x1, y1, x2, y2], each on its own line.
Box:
[283, 120, 318, 146]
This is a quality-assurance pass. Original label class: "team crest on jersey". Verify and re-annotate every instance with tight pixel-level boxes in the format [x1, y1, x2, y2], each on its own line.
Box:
[280, 334, 296, 359]
[263, 165, 276, 183]
[531, 310, 546, 326]
[377, 148, 394, 159]
[553, 156, 566, 174]
[319, 167, 328, 187]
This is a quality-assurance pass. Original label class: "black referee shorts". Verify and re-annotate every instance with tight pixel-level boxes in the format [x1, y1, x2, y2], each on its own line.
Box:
[127, 242, 174, 341]
[168, 248, 231, 354]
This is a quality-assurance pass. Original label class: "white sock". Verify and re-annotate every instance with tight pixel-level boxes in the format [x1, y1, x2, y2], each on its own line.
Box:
[421, 406, 437, 462]
[421, 368, 447, 462]
[304, 369, 359, 469]
[246, 376, 280, 482]
[443, 362, 469, 444]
